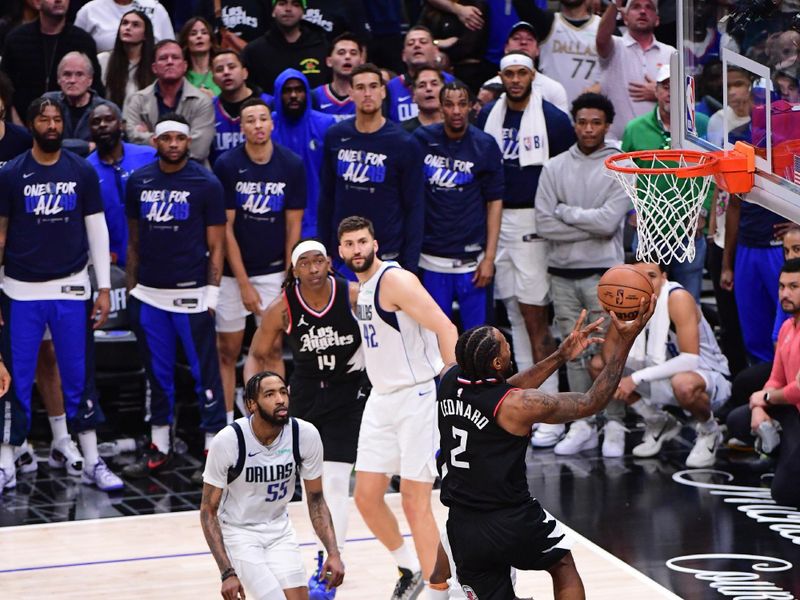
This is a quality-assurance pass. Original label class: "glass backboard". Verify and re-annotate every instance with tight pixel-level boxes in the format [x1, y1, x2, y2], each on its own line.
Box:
[674, 0, 800, 222]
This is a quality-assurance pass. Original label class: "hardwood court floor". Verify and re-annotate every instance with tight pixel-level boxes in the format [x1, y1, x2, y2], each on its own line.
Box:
[0, 491, 677, 599]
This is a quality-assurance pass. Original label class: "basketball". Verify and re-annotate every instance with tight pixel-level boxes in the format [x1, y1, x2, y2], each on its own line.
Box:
[597, 265, 654, 320]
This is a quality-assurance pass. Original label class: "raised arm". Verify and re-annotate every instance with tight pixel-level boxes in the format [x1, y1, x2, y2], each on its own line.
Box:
[200, 483, 245, 600]
[597, 0, 623, 59]
[244, 295, 288, 381]
[304, 477, 345, 588]
[380, 268, 458, 364]
[497, 297, 654, 435]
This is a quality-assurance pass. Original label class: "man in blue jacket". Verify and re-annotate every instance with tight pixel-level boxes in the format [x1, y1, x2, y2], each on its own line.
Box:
[272, 68, 336, 238]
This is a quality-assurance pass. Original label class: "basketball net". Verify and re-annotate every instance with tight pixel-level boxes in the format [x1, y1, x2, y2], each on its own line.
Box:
[609, 153, 714, 264]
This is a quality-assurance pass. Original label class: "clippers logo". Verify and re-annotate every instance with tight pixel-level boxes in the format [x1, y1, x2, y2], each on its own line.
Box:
[462, 586, 479, 599]
[221, 5, 257, 28]
[235, 181, 287, 215]
[139, 189, 190, 222]
[299, 57, 321, 75]
[336, 149, 387, 184]
[423, 154, 475, 189]
[24, 181, 78, 217]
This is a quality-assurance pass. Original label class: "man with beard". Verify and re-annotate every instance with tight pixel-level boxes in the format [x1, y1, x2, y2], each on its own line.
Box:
[413, 81, 502, 330]
[242, 0, 330, 95]
[0, 96, 122, 495]
[401, 66, 444, 133]
[209, 49, 274, 165]
[123, 113, 227, 479]
[386, 26, 455, 123]
[87, 103, 156, 268]
[311, 33, 364, 122]
[318, 64, 424, 275]
[337, 215, 458, 598]
[476, 52, 574, 448]
[213, 97, 304, 432]
[596, 0, 675, 141]
[272, 69, 335, 238]
[200, 370, 345, 600]
[245, 240, 366, 596]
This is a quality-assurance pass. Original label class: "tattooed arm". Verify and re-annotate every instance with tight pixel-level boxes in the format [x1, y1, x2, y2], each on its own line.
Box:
[304, 477, 345, 588]
[125, 218, 139, 292]
[497, 297, 656, 437]
[200, 483, 245, 600]
[244, 294, 287, 381]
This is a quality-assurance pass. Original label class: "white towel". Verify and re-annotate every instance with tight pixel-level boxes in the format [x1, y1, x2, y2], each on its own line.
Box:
[484, 89, 549, 167]
[628, 280, 679, 370]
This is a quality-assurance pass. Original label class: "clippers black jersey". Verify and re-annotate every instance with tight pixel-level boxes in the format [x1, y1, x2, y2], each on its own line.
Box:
[437, 366, 531, 511]
[285, 275, 364, 384]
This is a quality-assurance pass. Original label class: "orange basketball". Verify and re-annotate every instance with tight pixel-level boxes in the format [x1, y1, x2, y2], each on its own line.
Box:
[597, 265, 654, 320]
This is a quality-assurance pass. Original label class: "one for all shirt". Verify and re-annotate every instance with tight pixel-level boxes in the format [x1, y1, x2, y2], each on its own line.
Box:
[213, 143, 307, 277]
[0, 150, 102, 282]
[125, 160, 226, 289]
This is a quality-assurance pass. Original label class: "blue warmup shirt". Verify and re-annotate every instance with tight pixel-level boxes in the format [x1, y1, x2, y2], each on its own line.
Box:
[0, 150, 103, 282]
[386, 72, 455, 123]
[318, 118, 424, 269]
[0, 123, 33, 169]
[272, 69, 335, 238]
[477, 99, 575, 209]
[413, 123, 504, 260]
[312, 84, 355, 122]
[213, 143, 307, 277]
[210, 92, 274, 166]
[86, 142, 156, 267]
[738, 201, 787, 248]
[126, 160, 226, 289]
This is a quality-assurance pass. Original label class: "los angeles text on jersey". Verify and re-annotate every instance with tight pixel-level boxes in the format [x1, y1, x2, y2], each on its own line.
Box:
[299, 325, 355, 353]
[336, 148, 387, 183]
[24, 181, 78, 216]
[139, 188, 190, 222]
[439, 396, 489, 430]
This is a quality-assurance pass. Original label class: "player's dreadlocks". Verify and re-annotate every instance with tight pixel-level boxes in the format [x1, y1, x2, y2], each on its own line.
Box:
[455, 326, 501, 382]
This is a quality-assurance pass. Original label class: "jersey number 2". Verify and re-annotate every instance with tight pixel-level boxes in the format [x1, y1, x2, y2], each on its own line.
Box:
[450, 427, 470, 469]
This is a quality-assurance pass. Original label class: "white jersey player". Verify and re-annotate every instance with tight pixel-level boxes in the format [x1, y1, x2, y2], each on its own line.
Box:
[200, 371, 345, 600]
[538, 12, 602, 104]
[337, 216, 458, 598]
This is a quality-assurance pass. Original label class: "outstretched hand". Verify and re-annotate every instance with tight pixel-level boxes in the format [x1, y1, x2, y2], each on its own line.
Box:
[608, 294, 656, 343]
[558, 309, 606, 362]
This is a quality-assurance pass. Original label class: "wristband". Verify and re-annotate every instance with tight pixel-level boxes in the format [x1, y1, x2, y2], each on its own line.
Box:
[221, 567, 237, 581]
[206, 285, 221, 311]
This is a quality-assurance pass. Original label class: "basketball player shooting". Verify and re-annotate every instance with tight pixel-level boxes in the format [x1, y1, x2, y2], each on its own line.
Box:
[436, 298, 655, 600]
[338, 216, 459, 598]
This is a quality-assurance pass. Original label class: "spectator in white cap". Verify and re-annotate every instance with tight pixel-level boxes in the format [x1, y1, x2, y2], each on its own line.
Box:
[597, 0, 676, 140]
[483, 22, 569, 114]
[476, 51, 576, 448]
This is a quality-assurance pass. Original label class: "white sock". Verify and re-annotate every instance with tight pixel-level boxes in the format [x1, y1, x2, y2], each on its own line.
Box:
[78, 430, 99, 467]
[49, 414, 69, 442]
[0, 444, 14, 471]
[205, 432, 215, 451]
[539, 371, 559, 394]
[390, 542, 421, 573]
[698, 413, 718, 433]
[151, 425, 170, 454]
[426, 585, 449, 599]
[321, 461, 352, 553]
[226, 410, 234, 425]
[632, 399, 663, 422]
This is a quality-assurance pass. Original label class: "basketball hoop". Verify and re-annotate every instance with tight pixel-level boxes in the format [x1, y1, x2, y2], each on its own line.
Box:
[605, 142, 756, 264]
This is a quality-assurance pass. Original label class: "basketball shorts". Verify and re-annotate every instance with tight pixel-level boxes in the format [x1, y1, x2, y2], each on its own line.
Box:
[222, 517, 307, 599]
[355, 379, 438, 482]
[446, 500, 574, 600]
[639, 368, 731, 412]
[289, 375, 370, 464]
[494, 209, 549, 306]
[216, 273, 284, 333]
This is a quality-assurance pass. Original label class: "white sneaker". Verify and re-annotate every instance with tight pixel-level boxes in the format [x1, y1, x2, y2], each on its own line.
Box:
[632, 414, 682, 458]
[686, 422, 722, 468]
[49, 436, 84, 476]
[82, 458, 124, 492]
[0, 467, 16, 495]
[601, 421, 628, 458]
[531, 423, 565, 448]
[14, 441, 38, 474]
[554, 421, 598, 455]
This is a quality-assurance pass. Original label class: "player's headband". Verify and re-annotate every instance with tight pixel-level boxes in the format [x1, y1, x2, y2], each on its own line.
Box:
[154, 120, 190, 137]
[291, 240, 328, 267]
[499, 54, 534, 72]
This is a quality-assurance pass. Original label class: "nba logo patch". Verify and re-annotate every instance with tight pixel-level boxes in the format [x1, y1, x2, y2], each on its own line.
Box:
[462, 585, 479, 599]
[523, 136, 533, 151]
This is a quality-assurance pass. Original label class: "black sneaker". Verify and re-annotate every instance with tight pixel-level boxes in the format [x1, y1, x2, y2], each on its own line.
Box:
[121, 444, 171, 478]
[391, 567, 423, 600]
